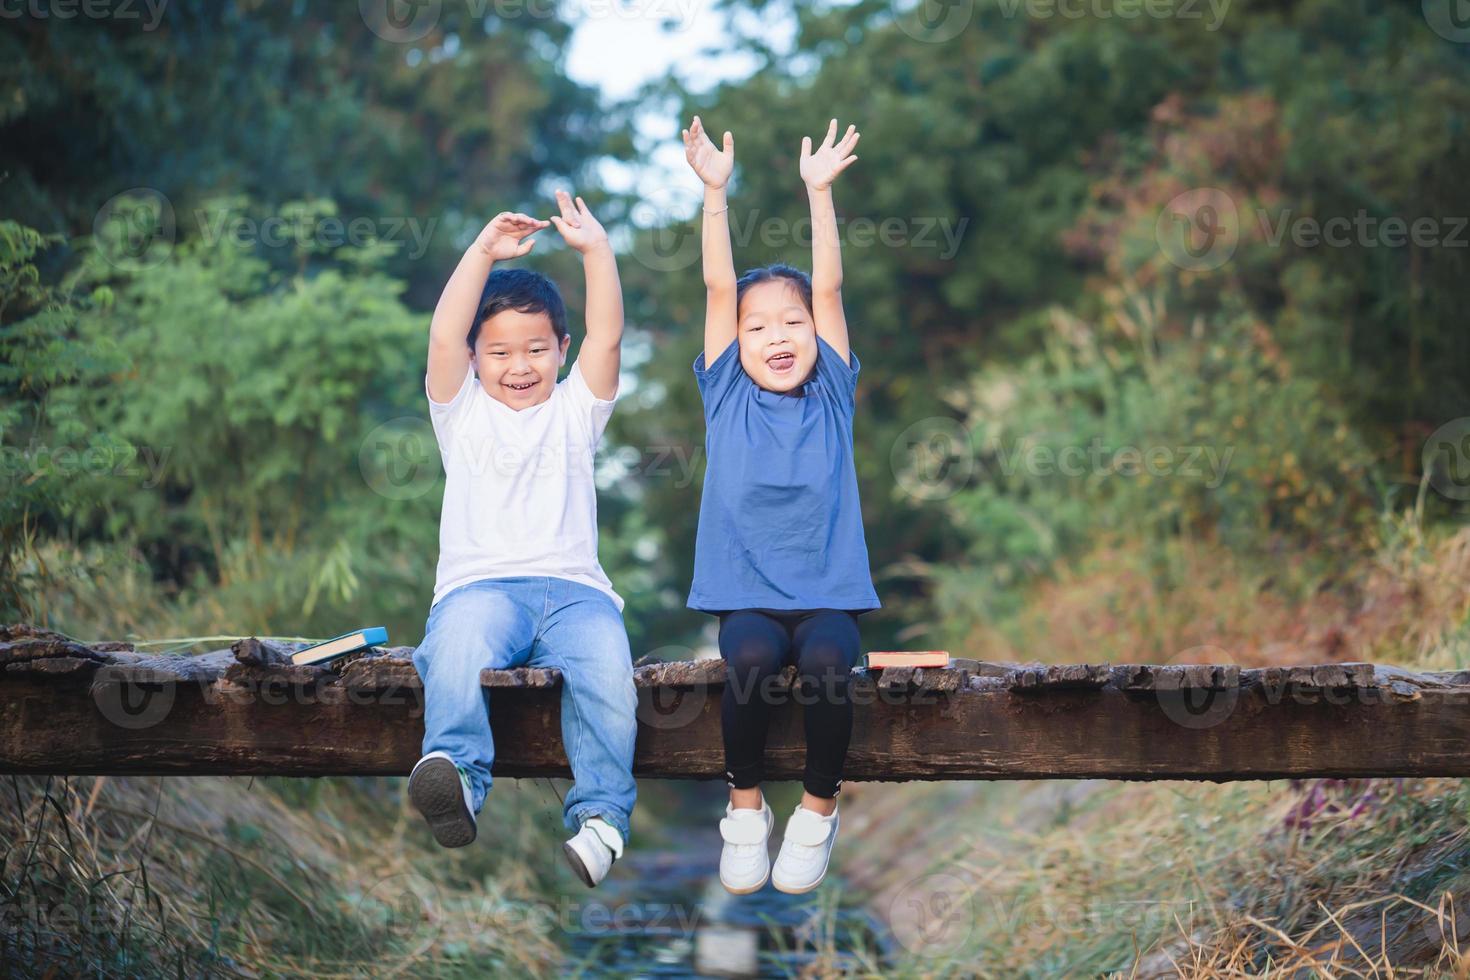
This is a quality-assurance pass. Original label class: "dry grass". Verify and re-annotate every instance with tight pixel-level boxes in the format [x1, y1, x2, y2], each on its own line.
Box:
[841, 523, 1470, 978]
[964, 525, 1470, 669]
[0, 771, 579, 976]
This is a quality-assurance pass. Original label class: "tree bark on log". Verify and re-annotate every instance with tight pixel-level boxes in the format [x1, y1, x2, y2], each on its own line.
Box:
[3, 624, 1468, 781]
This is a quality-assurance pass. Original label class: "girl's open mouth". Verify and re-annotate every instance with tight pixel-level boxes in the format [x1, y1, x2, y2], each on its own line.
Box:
[766, 352, 795, 373]
[504, 379, 538, 392]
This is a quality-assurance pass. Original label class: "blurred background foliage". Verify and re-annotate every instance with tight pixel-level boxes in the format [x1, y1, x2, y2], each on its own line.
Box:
[2, 0, 1467, 658]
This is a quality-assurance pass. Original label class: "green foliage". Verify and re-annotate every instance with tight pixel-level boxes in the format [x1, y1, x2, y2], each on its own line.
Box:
[612, 0, 1469, 649]
[66, 194, 443, 639]
[0, 4, 605, 304]
[922, 287, 1377, 638]
[0, 221, 130, 618]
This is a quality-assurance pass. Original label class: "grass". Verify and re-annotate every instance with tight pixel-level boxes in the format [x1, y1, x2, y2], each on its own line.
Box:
[0, 772, 579, 976]
[824, 520, 1470, 978]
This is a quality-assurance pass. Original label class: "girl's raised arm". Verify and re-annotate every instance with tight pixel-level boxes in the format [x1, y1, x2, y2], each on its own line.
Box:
[799, 119, 860, 366]
[683, 115, 738, 364]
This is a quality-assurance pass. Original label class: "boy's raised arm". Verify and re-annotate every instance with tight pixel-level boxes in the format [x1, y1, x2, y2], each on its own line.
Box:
[683, 115, 738, 364]
[800, 119, 861, 366]
[427, 212, 547, 403]
[549, 189, 622, 400]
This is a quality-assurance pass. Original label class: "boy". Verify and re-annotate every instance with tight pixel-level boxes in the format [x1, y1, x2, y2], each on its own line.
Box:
[409, 190, 635, 889]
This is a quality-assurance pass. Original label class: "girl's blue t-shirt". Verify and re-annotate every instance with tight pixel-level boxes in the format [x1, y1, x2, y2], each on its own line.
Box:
[687, 334, 882, 613]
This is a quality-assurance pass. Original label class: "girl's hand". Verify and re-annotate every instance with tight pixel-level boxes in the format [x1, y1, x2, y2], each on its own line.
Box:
[800, 119, 860, 191]
[682, 115, 734, 189]
[548, 189, 609, 254]
[476, 211, 548, 260]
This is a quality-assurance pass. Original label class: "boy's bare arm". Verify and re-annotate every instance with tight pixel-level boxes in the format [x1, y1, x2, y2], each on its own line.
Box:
[683, 115, 738, 364]
[800, 119, 861, 366]
[549, 190, 622, 400]
[427, 211, 547, 403]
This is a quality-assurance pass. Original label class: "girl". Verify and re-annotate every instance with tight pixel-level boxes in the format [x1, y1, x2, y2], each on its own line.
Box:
[681, 115, 880, 895]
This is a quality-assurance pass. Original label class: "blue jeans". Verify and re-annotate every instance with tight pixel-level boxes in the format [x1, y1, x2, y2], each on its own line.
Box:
[412, 576, 638, 842]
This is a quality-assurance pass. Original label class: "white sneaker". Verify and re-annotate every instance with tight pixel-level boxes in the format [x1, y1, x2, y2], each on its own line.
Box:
[564, 817, 623, 888]
[408, 751, 477, 848]
[719, 799, 774, 895]
[771, 804, 838, 894]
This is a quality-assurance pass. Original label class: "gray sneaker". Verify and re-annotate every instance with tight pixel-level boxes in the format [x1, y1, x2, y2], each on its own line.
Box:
[408, 751, 477, 848]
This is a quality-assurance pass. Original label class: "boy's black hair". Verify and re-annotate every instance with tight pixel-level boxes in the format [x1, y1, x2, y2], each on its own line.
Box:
[468, 268, 568, 349]
[735, 263, 813, 316]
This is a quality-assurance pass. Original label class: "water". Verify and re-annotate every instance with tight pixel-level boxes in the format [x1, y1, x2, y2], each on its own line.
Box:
[560, 784, 894, 977]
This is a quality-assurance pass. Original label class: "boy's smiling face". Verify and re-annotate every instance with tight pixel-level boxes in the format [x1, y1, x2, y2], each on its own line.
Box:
[469, 308, 571, 410]
[737, 280, 817, 393]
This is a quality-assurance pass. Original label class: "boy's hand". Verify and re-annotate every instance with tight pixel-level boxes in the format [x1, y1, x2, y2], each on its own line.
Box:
[475, 211, 548, 260]
[682, 115, 734, 190]
[548, 189, 610, 255]
[800, 119, 860, 191]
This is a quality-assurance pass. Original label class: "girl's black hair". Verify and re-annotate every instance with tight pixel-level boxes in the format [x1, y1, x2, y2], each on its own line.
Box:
[735, 263, 813, 316]
[468, 268, 568, 349]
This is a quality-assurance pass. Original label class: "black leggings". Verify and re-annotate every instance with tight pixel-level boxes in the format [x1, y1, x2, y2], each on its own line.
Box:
[718, 609, 861, 799]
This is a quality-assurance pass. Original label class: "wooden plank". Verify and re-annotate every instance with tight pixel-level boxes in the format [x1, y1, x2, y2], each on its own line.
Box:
[4, 626, 1470, 781]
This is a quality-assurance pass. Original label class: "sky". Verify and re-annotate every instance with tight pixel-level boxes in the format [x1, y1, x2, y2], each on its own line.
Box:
[561, 3, 793, 201]
[563, 2, 763, 103]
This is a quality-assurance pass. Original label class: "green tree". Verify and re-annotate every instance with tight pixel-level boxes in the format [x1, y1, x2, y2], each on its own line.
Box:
[613, 0, 1470, 649]
[0, 221, 129, 618]
[71, 194, 439, 638]
[0, 4, 605, 305]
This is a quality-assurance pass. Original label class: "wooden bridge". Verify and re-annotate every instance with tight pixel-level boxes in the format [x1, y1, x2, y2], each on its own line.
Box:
[3, 624, 1469, 781]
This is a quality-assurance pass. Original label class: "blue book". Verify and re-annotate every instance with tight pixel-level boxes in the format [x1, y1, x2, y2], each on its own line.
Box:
[291, 626, 389, 666]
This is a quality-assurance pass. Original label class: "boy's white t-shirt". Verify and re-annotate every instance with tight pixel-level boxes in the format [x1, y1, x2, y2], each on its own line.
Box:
[426, 360, 622, 611]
